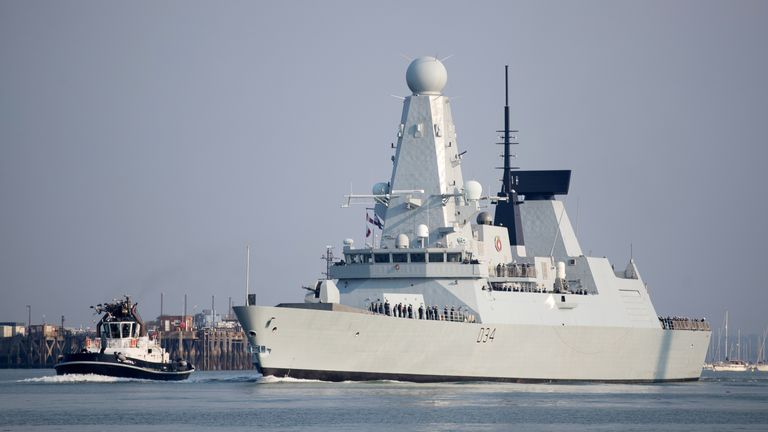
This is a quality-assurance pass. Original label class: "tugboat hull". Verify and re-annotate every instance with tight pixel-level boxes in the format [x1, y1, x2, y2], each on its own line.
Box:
[55, 353, 194, 381]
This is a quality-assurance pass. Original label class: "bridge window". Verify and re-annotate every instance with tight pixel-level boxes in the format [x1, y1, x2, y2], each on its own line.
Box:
[447, 253, 462, 262]
[121, 323, 132, 339]
[109, 323, 120, 339]
[374, 253, 391, 263]
[428, 253, 444, 263]
[410, 253, 425, 263]
[348, 254, 373, 264]
[392, 253, 407, 263]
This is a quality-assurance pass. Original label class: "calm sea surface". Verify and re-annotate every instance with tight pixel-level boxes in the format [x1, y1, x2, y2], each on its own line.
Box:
[1, 369, 767, 431]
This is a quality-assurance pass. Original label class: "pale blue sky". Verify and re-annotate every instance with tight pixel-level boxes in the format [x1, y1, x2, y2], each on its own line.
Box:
[1, 1, 767, 338]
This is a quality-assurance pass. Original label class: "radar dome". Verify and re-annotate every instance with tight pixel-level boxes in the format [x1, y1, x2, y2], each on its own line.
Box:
[406, 57, 447, 95]
[372, 182, 390, 196]
[396, 234, 410, 249]
[464, 180, 482, 201]
[477, 212, 492, 225]
[416, 224, 429, 239]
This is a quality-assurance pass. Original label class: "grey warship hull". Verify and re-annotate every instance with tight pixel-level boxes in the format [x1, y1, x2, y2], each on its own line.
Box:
[235, 303, 708, 383]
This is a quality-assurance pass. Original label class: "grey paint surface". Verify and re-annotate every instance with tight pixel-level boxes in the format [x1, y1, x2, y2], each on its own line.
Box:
[1, 1, 767, 336]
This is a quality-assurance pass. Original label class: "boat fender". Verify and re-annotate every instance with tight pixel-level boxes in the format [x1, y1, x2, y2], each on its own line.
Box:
[130, 338, 137, 348]
[117, 352, 127, 362]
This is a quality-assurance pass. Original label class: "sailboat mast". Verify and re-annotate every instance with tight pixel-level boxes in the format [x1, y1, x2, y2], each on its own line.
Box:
[725, 310, 729, 361]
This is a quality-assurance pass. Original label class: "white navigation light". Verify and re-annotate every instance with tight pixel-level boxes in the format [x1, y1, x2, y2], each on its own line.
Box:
[464, 180, 482, 201]
[396, 234, 410, 249]
[406, 57, 447, 95]
[372, 182, 390, 196]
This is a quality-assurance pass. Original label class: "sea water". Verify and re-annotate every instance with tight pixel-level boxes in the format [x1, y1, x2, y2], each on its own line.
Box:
[1, 369, 767, 431]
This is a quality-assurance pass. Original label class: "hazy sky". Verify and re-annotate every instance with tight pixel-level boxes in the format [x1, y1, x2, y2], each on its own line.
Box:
[2, 1, 767, 338]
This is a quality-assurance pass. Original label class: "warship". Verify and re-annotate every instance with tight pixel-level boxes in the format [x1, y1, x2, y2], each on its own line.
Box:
[234, 57, 711, 382]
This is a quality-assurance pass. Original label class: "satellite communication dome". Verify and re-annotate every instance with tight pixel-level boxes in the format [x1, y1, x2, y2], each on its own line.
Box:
[372, 182, 390, 196]
[406, 56, 447, 95]
[396, 234, 410, 249]
[477, 212, 493, 225]
[416, 224, 429, 239]
[464, 180, 482, 201]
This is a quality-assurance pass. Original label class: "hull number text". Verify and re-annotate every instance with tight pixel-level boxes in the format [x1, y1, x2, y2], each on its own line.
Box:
[476, 327, 496, 343]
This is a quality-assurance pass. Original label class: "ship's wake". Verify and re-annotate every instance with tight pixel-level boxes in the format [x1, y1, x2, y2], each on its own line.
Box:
[257, 375, 329, 384]
[186, 374, 263, 384]
[18, 374, 141, 384]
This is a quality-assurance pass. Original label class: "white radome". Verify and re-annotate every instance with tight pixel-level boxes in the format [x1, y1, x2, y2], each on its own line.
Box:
[406, 56, 447, 95]
[464, 180, 482, 201]
[416, 224, 429, 239]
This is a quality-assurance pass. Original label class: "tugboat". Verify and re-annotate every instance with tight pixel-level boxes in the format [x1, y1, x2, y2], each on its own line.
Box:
[55, 296, 194, 380]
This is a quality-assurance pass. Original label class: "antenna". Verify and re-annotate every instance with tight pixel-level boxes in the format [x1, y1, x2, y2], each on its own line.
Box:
[321, 246, 335, 280]
[245, 244, 251, 305]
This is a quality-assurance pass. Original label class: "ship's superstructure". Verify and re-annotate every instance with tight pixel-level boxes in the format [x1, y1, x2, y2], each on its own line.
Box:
[235, 57, 710, 382]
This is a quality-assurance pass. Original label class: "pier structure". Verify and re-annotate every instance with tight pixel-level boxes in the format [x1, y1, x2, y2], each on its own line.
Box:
[0, 325, 84, 368]
[158, 328, 251, 371]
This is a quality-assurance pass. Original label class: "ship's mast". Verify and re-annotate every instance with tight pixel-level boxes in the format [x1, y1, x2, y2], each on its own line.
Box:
[501, 65, 514, 195]
[245, 245, 250, 304]
[322, 246, 335, 280]
[494, 65, 524, 246]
